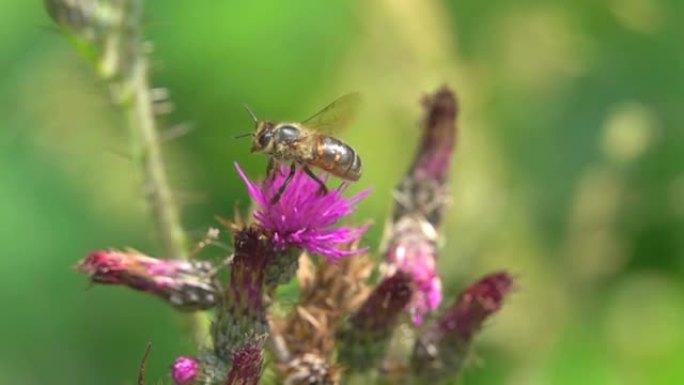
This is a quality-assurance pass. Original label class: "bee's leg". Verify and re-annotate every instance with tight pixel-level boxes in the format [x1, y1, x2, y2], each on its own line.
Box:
[336, 181, 349, 192]
[303, 166, 329, 195]
[266, 157, 275, 178]
[271, 163, 297, 204]
[266, 158, 279, 181]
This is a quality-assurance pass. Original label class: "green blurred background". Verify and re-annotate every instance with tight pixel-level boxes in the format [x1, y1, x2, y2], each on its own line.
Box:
[2, 1, 684, 384]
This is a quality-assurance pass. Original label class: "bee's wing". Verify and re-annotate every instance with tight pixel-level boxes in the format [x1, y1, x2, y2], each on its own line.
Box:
[301, 93, 360, 133]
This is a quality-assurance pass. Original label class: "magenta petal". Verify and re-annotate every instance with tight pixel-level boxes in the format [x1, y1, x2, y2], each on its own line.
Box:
[235, 162, 369, 262]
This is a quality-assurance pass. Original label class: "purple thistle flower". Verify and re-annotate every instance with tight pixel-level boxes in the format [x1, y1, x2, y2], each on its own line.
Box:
[235, 162, 369, 263]
[171, 356, 199, 385]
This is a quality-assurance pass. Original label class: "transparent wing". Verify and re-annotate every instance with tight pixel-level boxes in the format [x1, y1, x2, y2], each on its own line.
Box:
[302, 93, 361, 133]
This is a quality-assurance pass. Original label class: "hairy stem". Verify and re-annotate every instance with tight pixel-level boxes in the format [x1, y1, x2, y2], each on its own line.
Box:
[120, 0, 206, 344]
[125, 54, 188, 260]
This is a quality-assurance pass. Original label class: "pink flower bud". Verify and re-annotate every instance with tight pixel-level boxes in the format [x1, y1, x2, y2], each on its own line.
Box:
[76, 250, 217, 311]
[171, 356, 199, 385]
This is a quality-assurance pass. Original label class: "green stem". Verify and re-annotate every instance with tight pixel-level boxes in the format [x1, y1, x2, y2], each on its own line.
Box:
[121, 0, 205, 345]
[126, 58, 188, 260]
[45, 0, 208, 349]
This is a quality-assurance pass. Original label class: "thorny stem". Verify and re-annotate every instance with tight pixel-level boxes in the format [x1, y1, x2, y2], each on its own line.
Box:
[125, 44, 188, 260]
[44, 0, 202, 344]
[121, 0, 204, 345]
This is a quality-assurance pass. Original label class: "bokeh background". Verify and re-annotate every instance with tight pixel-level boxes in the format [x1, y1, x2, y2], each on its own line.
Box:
[2, 1, 684, 384]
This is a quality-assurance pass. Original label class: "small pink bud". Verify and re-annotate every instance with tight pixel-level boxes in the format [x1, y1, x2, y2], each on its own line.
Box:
[171, 356, 199, 385]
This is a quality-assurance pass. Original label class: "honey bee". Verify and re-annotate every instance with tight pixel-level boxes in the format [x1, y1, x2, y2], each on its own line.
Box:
[239, 93, 362, 203]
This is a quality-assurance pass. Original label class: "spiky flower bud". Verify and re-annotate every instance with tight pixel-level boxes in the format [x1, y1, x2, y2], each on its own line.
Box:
[412, 272, 514, 380]
[384, 86, 458, 324]
[338, 272, 413, 371]
[76, 250, 218, 311]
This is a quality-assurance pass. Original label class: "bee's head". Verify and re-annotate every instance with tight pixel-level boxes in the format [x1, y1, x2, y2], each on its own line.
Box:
[237, 104, 274, 153]
[251, 121, 276, 153]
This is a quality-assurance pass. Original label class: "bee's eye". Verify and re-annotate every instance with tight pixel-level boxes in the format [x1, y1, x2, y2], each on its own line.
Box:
[258, 131, 273, 147]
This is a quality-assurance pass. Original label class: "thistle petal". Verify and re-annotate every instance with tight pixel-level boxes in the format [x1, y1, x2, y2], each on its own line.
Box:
[235, 163, 369, 262]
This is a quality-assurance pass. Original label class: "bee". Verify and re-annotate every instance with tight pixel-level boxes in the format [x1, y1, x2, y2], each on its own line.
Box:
[239, 93, 362, 203]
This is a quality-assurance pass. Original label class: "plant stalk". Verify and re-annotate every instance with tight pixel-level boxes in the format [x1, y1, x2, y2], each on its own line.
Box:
[122, 0, 204, 345]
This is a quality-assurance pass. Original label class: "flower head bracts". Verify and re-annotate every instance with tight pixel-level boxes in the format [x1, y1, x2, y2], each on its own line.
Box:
[212, 226, 270, 361]
[235, 163, 369, 263]
[224, 341, 265, 385]
[77, 250, 218, 311]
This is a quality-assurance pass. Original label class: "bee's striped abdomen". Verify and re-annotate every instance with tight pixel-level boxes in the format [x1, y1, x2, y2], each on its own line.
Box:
[312, 136, 362, 181]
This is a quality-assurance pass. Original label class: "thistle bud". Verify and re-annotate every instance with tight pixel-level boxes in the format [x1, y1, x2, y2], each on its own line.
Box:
[338, 272, 413, 371]
[384, 86, 458, 324]
[171, 356, 199, 385]
[412, 272, 514, 380]
[76, 250, 218, 311]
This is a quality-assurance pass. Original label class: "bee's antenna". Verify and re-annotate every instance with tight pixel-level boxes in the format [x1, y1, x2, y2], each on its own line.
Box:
[234, 132, 253, 139]
[243, 104, 259, 124]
